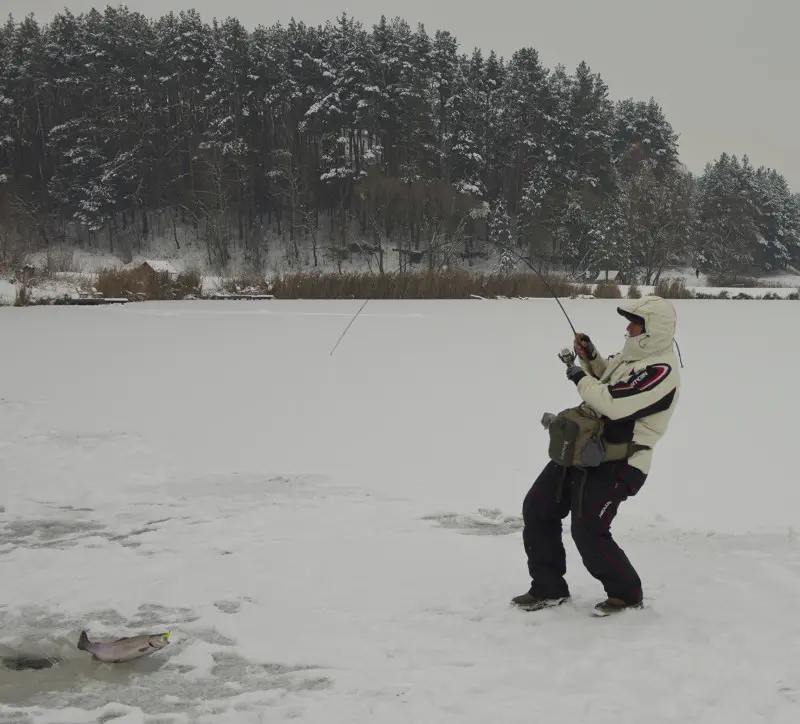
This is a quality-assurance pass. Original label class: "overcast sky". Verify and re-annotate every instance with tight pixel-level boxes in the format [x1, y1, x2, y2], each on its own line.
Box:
[8, 0, 799, 189]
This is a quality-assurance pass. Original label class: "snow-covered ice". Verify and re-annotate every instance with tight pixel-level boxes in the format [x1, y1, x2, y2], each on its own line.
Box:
[0, 299, 798, 723]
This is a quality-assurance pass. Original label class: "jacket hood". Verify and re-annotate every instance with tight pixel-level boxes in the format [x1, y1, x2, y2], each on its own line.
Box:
[617, 296, 677, 360]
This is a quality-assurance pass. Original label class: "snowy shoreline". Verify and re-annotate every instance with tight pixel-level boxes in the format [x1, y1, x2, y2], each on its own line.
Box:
[1, 279, 798, 306]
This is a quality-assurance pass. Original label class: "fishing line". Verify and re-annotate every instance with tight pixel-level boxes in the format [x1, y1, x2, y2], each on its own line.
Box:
[329, 298, 370, 356]
[331, 242, 582, 356]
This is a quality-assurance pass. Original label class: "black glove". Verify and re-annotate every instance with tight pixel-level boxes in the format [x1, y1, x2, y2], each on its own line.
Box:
[565, 364, 586, 385]
[574, 333, 597, 361]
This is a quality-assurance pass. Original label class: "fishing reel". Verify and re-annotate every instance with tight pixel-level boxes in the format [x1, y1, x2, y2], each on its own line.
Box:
[541, 348, 577, 430]
[557, 347, 576, 367]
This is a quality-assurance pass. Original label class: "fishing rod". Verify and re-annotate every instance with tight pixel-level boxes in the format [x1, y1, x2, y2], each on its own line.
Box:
[493, 242, 579, 336]
[497, 244, 685, 368]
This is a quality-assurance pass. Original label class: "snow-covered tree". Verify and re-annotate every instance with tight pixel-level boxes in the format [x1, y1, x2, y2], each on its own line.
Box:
[0, 7, 794, 272]
[614, 97, 679, 179]
[751, 167, 800, 270]
[693, 154, 760, 282]
[619, 163, 694, 283]
[488, 197, 515, 272]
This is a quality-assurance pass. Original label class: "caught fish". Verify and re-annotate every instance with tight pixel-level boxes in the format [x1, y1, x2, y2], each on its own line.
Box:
[77, 630, 170, 663]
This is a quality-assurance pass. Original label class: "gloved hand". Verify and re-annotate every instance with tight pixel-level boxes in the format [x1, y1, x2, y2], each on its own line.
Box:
[573, 333, 597, 361]
[565, 364, 586, 385]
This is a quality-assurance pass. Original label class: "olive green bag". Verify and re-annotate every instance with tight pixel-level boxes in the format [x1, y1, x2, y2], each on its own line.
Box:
[544, 404, 647, 468]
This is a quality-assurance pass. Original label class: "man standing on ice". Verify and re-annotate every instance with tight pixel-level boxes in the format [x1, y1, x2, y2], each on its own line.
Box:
[513, 296, 681, 616]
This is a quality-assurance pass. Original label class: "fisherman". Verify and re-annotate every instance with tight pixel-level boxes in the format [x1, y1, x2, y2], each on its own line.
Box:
[512, 296, 681, 616]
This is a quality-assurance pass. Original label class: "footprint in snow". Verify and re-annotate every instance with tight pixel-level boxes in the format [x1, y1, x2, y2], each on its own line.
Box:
[213, 600, 242, 615]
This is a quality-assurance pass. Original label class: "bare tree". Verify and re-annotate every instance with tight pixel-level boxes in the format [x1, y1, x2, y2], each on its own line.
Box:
[188, 153, 235, 271]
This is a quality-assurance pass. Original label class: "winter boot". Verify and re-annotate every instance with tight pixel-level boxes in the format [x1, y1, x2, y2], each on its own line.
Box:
[511, 592, 570, 611]
[592, 597, 644, 617]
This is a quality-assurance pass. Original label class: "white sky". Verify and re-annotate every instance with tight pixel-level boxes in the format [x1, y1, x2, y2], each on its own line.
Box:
[8, 0, 800, 189]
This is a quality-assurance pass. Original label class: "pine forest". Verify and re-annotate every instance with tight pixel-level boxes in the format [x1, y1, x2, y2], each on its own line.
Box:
[1, 6, 799, 285]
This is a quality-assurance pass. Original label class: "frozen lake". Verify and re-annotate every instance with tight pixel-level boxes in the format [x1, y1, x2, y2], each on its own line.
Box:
[1, 299, 798, 723]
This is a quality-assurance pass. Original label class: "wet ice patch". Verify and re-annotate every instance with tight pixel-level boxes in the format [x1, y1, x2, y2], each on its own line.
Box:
[0, 507, 188, 556]
[127, 605, 200, 629]
[1, 641, 330, 719]
[0, 712, 34, 724]
[210, 650, 329, 690]
[0, 601, 330, 719]
[0, 518, 109, 554]
[105, 519, 177, 548]
[187, 628, 237, 647]
[0, 519, 143, 555]
[95, 706, 144, 724]
[45, 505, 95, 513]
[78, 609, 129, 629]
[422, 508, 523, 535]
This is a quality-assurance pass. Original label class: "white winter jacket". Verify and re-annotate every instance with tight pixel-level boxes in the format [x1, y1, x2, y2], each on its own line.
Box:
[576, 296, 681, 474]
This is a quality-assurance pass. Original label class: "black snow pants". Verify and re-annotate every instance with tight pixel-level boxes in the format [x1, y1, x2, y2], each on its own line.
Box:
[521, 459, 647, 604]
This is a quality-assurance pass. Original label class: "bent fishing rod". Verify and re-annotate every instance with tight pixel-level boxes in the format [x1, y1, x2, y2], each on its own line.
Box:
[494, 243, 579, 336]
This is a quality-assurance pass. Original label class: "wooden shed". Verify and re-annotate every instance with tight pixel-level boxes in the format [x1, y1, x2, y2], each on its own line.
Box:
[129, 260, 178, 286]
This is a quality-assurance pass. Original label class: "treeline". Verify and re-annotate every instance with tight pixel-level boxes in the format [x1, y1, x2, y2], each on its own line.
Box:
[0, 6, 798, 283]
